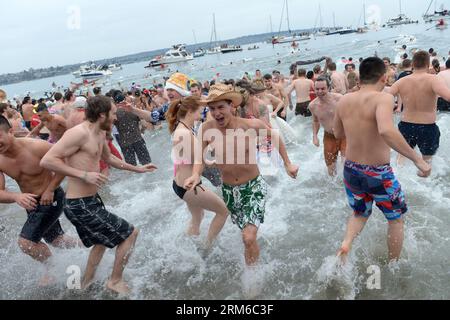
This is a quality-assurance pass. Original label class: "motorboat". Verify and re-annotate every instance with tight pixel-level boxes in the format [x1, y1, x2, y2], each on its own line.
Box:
[108, 63, 122, 71]
[193, 48, 206, 57]
[326, 27, 358, 35]
[207, 47, 222, 55]
[220, 44, 243, 54]
[80, 69, 112, 81]
[146, 44, 193, 67]
[272, 34, 311, 44]
[72, 63, 96, 78]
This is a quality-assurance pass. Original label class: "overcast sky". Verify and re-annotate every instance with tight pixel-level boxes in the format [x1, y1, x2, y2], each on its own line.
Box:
[0, 0, 441, 73]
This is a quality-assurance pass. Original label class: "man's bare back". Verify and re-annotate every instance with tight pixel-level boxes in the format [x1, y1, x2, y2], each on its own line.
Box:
[287, 78, 314, 103]
[390, 71, 450, 124]
[335, 91, 394, 166]
[22, 104, 34, 121]
[330, 71, 348, 95]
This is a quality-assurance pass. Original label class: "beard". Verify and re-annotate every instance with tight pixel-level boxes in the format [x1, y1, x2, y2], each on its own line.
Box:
[99, 117, 112, 131]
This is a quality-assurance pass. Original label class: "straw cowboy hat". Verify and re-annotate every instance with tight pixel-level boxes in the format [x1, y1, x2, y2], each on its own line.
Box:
[205, 83, 243, 106]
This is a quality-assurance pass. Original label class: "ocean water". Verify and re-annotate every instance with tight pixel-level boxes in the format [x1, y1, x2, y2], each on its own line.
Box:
[1, 23, 450, 300]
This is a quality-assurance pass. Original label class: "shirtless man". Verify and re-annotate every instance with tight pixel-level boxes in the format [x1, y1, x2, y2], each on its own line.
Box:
[387, 51, 450, 175]
[437, 59, 450, 111]
[0, 116, 77, 270]
[383, 57, 396, 87]
[333, 57, 431, 263]
[263, 74, 289, 120]
[48, 92, 65, 115]
[184, 84, 299, 266]
[153, 84, 169, 108]
[21, 97, 34, 130]
[41, 96, 157, 294]
[309, 76, 345, 176]
[286, 69, 314, 117]
[328, 62, 349, 95]
[27, 104, 67, 143]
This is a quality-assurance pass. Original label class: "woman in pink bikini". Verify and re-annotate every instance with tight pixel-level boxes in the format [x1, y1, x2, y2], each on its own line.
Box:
[166, 96, 228, 248]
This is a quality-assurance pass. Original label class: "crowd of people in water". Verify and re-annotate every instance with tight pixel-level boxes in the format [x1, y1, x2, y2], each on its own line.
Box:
[1, 45, 450, 295]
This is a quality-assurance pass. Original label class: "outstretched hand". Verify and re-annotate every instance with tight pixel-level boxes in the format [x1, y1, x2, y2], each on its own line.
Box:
[136, 164, 158, 173]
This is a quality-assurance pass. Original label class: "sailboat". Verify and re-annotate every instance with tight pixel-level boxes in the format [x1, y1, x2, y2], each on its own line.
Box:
[384, 0, 419, 27]
[207, 14, 242, 54]
[272, 0, 310, 44]
[357, 3, 370, 33]
[312, 4, 328, 36]
[423, 0, 450, 23]
[207, 14, 222, 55]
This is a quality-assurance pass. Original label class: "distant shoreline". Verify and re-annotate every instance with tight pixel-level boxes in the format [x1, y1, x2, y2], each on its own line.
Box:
[0, 29, 314, 86]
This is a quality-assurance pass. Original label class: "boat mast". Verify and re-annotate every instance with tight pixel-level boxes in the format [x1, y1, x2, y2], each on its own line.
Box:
[278, 0, 286, 35]
[192, 30, 198, 45]
[333, 12, 336, 29]
[319, 4, 323, 29]
[270, 15, 273, 34]
[399, 0, 402, 15]
[286, 0, 291, 33]
[363, 2, 367, 25]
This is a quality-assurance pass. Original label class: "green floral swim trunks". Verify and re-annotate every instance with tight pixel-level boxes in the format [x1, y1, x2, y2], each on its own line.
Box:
[222, 176, 268, 230]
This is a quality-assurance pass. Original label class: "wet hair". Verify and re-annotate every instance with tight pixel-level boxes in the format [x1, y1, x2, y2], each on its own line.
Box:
[22, 96, 31, 104]
[54, 92, 63, 101]
[85, 96, 112, 123]
[429, 48, 434, 54]
[93, 87, 102, 95]
[166, 96, 203, 134]
[36, 103, 48, 113]
[402, 45, 407, 50]
[412, 51, 430, 69]
[190, 82, 202, 89]
[328, 63, 337, 71]
[382, 57, 391, 63]
[446, 59, 450, 69]
[64, 90, 74, 102]
[313, 65, 321, 73]
[402, 53, 408, 59]
[402, 59, 412, 69]
[37, 98, 45, 104]
[298, 68, 307, 77]
[263, 74, 272, 80]
[0, 103, 9, 114]
[0, 115, 11, 132]
[315, 75, 331, 88]
[359, 57, 386, 85]
[432, 59, 440, 70]
[272, 70, 281, 75]
[306, 71, 314, 80]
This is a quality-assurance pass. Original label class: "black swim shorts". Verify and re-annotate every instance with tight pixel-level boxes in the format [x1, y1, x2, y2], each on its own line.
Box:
[64, 194, 134, 249]
[398, 121, 440, 156]
[20, 187, 65, 243]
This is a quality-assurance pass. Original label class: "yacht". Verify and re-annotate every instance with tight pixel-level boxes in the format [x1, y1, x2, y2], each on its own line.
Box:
[108, 63, 122, 71]
[146, 44, 193, 68]
[326, 27, 358, 35]
[384, 14, 418, 27]
[423, 1, 450, 22]
[80, 69, 112, 81]
[72, 63, 96, 78]
[272, 34, 311, 44]
[220, 44, 243, 54]
[193, 48, 206, 58]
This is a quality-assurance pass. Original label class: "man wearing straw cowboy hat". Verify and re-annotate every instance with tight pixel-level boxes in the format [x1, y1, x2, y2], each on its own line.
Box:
[184, 83, 299, 266]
